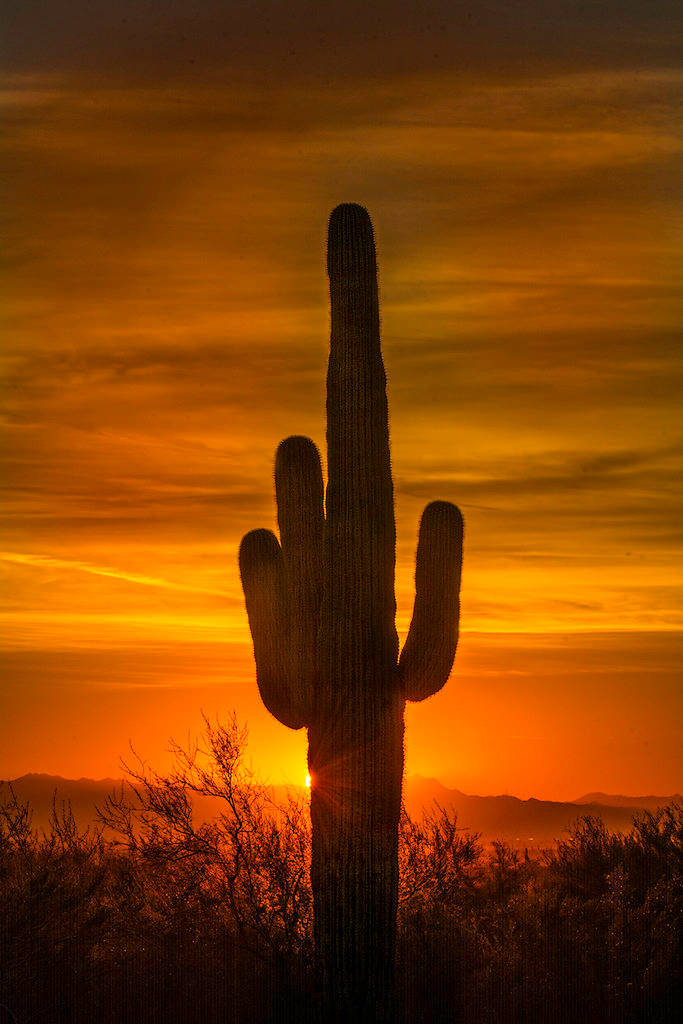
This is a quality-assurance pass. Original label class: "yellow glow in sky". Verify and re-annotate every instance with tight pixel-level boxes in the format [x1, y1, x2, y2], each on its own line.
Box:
[1, 6, 681, 799]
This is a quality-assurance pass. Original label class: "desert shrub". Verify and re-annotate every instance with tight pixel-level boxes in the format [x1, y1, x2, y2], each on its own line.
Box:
[1, 722, 680, 1024]
[0, 789, 111, 1023]
[396, 805, 682, 1023]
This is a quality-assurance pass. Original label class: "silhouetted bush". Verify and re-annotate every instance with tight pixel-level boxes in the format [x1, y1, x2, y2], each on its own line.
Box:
[1, 720, 680, 1023]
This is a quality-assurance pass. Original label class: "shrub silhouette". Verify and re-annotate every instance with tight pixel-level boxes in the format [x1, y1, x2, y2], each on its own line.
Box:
[99, 715, 313, 971]
[238, 204, 463, 1019]
[1, 722, 681, 1023]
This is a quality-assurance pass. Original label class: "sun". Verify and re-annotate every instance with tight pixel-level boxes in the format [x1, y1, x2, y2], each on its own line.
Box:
[305, 773, 311, 789]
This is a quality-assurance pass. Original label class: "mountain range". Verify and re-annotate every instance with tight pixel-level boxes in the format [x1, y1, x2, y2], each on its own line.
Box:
[3, 773, 680, 850]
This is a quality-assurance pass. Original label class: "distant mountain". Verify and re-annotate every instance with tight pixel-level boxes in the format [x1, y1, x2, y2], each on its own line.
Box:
[402, 776, 680, 849]
[2, 772, 124, 833]
[3, 773, 680, 850]
[0, 773, 232, 837]
[573, 792, 682, 810]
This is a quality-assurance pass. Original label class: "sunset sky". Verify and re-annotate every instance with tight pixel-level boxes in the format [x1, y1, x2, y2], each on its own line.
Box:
[2, 1, 682, 800]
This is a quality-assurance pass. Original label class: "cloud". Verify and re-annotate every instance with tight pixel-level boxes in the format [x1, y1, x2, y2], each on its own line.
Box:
[1, 22, 680, 651]
[3, 1, 682, 83]
[0, 550, 231, 596]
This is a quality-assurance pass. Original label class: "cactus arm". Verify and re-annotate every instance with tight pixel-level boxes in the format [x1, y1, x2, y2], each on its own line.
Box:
[275, 435, 324, 720]
[324, 203, 398, 685]
[399, 501, 464, 702]
[239, 205, 464, 1018]
[238, 528, 305, 729]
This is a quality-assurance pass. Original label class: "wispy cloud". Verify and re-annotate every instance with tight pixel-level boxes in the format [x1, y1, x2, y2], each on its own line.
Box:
[0, 551, 230, 597]
[3, 1, 682, 82]
[1, 4, 681, 791]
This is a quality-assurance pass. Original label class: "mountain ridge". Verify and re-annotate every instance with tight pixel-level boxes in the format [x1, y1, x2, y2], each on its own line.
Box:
[3, 772, 679, 849]
[573, 790, 683, 807]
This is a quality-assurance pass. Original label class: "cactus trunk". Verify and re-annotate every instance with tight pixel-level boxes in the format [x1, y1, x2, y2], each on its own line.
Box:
[239, 204, 464, 1020]
[308, 700, 404, 1020]
[309, 205, 402, 1019]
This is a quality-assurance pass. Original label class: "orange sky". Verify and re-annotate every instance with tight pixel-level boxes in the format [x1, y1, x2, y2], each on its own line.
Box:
[2, 2, 682, 799]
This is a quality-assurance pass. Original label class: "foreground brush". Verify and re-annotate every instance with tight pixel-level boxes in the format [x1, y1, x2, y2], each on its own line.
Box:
[239, 204, 463, 1021]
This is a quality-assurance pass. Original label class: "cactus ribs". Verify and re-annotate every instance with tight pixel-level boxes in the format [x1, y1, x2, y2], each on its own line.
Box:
[239, 204, 463, 1021]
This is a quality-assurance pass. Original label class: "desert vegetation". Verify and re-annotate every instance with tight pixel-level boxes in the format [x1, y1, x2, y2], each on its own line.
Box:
[1, 717, 680, 1024]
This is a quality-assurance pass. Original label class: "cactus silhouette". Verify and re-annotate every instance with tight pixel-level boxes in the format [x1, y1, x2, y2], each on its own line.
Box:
[239, 204, 463, 1020]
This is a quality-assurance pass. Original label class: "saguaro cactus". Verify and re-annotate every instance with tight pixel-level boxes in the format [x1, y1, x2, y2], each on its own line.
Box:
[239, 204, 463, 1020]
